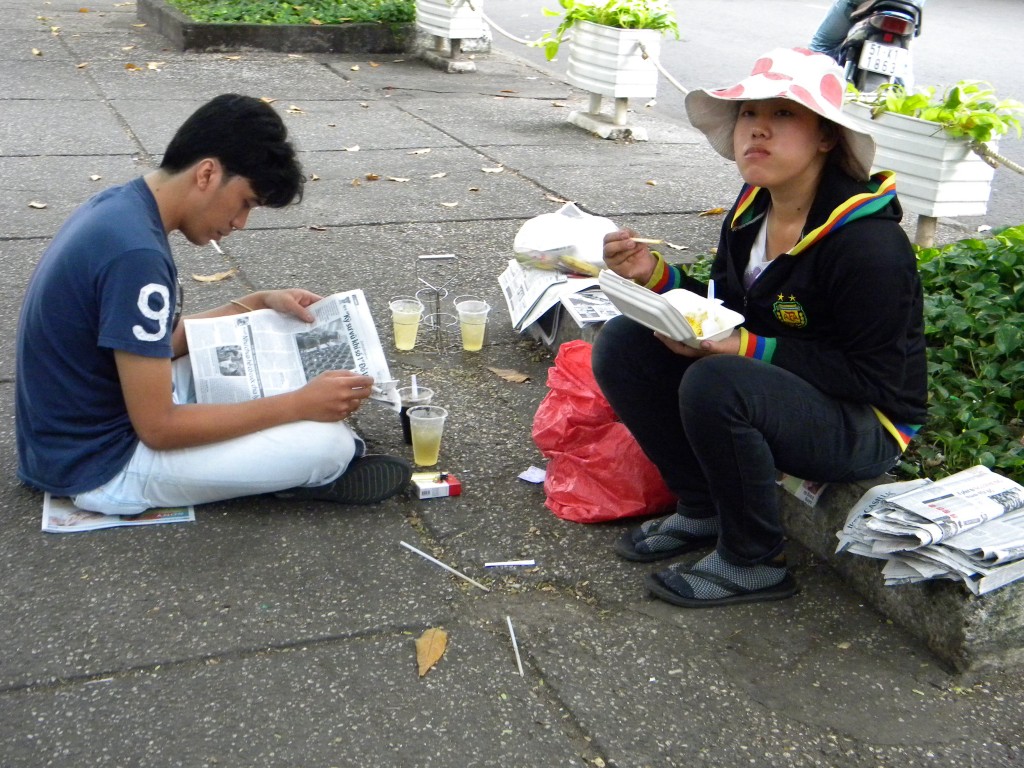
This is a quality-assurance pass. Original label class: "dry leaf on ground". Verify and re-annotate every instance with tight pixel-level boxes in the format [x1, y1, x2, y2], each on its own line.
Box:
[487, 367, 530, 383]
[415, 627, 447, 677]
[699, 207, 727, 217]
[191, 268, 236, 283]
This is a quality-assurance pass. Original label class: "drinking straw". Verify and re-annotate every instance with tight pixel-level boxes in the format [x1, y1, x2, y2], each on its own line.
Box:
[506, 616, 525, 677]
[400, 541, 490, 592]
[707, 278, 715, 303]
[410, 374, 419, 399]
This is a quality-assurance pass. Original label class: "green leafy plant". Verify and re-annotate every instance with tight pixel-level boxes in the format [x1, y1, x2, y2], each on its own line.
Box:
[536, 0, 679, 61]
[852, 80, 1024, 145]
[168, 0, 416, 26]
[898, 226, 1024, 480]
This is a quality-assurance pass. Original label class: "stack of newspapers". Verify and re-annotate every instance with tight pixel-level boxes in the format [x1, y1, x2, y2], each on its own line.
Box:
[836, 465, 1024, 595]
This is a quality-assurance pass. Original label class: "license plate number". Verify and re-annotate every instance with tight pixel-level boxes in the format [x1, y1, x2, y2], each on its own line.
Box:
[858, 42, 909, 77]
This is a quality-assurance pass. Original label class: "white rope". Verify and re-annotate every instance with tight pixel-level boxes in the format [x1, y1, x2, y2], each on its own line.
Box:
[636, 41, 689, 96]
[970, 140, 1024, 176]
[481, 10, 541, 47]
[476, 14, 691, 97]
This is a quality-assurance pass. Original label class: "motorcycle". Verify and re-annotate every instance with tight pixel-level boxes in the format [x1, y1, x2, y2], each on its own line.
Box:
[839, 0, 925, 92]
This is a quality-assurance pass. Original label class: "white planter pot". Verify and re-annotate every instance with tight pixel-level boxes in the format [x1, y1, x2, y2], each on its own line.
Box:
[416, 0, 484, 40]
[846, 101, 996, 218]
[566, 21, 662, 100]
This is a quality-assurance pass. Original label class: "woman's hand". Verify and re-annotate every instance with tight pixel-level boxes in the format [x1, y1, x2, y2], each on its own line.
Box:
[603, 229, 658, 283]
[653, 330, 741, 357]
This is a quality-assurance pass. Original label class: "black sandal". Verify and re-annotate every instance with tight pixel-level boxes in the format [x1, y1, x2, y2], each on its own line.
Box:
[645, 565, 798, 608]
[613, 515, 717, 562]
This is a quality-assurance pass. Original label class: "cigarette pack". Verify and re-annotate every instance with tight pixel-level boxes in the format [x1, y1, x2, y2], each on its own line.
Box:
[412, 472, 462, 499]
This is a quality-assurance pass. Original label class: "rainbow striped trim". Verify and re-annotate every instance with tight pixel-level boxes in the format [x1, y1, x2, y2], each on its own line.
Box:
[731, 171, 897, 257]
[871, 407, 922, 452]
[738, 328, 776, 363]
[643, 251, 683, 292]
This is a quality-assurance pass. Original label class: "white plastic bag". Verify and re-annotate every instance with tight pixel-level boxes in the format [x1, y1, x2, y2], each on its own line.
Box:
[513, 202, 618, 274]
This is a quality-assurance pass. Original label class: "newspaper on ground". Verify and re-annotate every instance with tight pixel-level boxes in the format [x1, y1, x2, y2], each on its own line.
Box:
[42, 493, 195, 533]
[498, 259, 600, 331]
[559, 289, 620, 327]
[836, 465, 1024, 595]
[183, 290, 399, 411]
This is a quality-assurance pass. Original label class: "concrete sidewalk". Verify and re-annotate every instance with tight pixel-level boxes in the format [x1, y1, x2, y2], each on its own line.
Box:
[1, 2, 1022, 766]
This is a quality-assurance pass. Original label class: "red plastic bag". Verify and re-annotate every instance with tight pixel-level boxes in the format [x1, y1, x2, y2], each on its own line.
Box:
[532, 340, 677, 523]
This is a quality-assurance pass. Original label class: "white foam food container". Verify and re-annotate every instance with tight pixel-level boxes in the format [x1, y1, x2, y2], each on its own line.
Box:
[599, 269, 744, 348]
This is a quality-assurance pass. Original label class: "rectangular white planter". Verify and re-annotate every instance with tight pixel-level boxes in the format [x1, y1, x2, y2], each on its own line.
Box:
[566, 21, 661, 100]
[846, 101, 996, 218]
[416, 0, 484, 39]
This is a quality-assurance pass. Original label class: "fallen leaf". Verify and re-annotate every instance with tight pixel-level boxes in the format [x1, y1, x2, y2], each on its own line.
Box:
[351, 179, 361, 187]
[32, 48, 42, 56]
[350, 64, 360, 71]
[146, 61, 164, 71]
[78, 7, 90, 12]
[76, 62, 88, 69]
[310, 18, 323, 25]
[487, 367, 530, 383]
[468, 186, 481, 193]
[481, 166, 504, 174]
[260, 97, 276, 104]
[50, 26, 61, 35]
[369, 61, 380, 67]
[28, 200, 47, 209]
[286, 105, 305, 114]
[440, 201, 458, 208]
[387, 176, 410, 183]
[408, 148, 431, 155]
[699, 207, 726, 217]
[191, 268, 236, 283]
[429, 172, 447, 179]
[309, 173, 320, 181]
[646, 180, 657, 186]
[365, 173, 380, 181]
[124, 62, 141, 71]
[415, 627, 447, 677]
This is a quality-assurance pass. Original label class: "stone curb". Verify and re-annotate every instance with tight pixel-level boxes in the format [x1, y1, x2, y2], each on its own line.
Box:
[136, 0, 416, 53]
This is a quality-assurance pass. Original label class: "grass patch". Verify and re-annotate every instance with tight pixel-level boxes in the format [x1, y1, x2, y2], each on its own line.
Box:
[166, 0, 416, 25]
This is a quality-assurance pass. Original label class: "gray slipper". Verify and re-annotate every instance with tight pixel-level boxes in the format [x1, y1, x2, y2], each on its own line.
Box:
[613, 515, 717, 562]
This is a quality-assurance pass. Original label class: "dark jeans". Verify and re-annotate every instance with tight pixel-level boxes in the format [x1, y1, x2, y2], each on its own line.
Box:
[592, 316, 901, 565]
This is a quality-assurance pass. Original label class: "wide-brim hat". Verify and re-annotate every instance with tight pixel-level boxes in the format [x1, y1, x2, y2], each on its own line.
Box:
[684, 47, 876, 181]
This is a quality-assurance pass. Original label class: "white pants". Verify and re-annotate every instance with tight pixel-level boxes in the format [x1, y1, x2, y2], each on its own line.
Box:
[73, 358, 363, 516]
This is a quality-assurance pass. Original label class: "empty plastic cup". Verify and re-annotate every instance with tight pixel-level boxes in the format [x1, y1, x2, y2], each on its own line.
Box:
[408, 405, 448, 467]
[455, 299, 490, 352]
[390, 298, 424, 351]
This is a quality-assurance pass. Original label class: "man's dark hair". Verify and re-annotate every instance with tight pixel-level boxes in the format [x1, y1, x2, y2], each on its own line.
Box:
[161, 94, 304, 208]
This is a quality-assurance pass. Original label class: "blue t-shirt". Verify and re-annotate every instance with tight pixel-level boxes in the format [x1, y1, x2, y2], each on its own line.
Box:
[16, 177, 178, 495]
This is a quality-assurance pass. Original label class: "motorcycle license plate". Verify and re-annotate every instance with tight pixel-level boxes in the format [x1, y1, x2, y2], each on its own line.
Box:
[858, 42, 909, 77]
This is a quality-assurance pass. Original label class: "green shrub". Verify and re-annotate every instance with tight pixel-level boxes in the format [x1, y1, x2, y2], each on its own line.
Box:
[168, 0, 416, 25]
[904, 226, 1024, 480]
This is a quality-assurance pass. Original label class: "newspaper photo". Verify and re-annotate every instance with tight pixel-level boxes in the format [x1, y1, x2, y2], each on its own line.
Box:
[183, 290, 399, 410]
[836, 465, 1024, 595]
[498, 259, 600, 332]
[42, 493, 195, 534]
[559, 290, 621, 328]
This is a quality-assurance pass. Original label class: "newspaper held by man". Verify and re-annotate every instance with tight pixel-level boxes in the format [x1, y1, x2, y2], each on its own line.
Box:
[836, 465, 1024, 595]
[183, 290, 400, 410]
